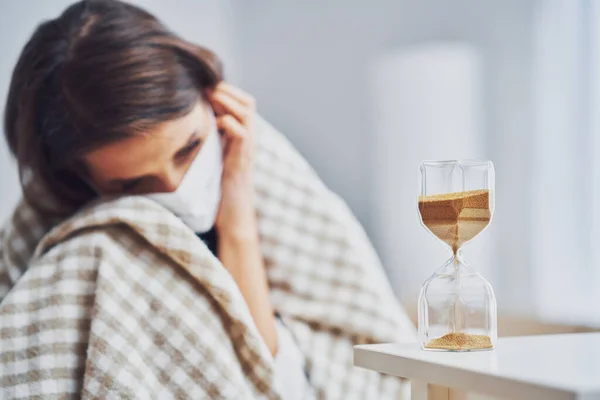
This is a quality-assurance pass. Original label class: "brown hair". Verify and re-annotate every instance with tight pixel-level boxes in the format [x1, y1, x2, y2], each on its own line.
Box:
[3, 0, 223, 215]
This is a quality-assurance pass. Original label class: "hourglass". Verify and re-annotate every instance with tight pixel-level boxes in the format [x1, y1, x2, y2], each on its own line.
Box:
[417, 160, 497, 351]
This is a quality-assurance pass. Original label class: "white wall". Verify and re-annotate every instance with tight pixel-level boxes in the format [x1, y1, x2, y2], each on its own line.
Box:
[368, 44, 493, 300]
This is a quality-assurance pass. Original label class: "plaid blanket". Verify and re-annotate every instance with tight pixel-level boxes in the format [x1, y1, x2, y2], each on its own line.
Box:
[0, 117, 416, 399]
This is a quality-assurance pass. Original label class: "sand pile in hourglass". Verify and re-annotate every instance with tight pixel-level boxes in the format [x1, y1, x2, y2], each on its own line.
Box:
[418, 189, 491, 255]
[419, 189, 492, 350]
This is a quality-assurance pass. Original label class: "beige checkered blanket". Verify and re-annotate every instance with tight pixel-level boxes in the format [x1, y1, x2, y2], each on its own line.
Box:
[0, 117, 416, 399]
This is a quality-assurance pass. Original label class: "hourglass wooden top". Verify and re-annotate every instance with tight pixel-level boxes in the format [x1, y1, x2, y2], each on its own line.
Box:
[418, 189, 491, 254]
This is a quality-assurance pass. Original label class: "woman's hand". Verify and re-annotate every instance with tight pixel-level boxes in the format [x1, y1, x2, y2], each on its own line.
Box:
[209, 82, 258, 238]
[209, 83, 278, 355]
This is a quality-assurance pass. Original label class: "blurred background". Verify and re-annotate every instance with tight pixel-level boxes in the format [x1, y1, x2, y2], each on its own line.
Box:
[1, 0, 598, 333]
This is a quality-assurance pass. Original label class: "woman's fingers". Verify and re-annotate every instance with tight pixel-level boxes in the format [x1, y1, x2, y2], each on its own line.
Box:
[217, 114, 246, 140]
[217, 82, 256, 107]
[209, 83, 256, 126]
[217, 115, 253, 170]
[210, 83, 256, 173]
[212, 91, 251, 124]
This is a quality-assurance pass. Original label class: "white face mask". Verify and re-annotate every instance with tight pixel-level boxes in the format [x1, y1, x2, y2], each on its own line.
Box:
[146, 116, 223, 233]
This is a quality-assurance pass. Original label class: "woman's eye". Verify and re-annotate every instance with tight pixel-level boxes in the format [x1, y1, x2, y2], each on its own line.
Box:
[176, 140, 201, 159]
[121, 179, 142, 192]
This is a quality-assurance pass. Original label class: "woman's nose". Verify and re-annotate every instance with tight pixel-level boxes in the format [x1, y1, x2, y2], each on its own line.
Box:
[157, 168, 184, 193]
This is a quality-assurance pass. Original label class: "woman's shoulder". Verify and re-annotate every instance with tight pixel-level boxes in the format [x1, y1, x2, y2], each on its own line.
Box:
[0, 196, 185, 312]
[0, 196, 171, 300]
[0, 198, 60, 300]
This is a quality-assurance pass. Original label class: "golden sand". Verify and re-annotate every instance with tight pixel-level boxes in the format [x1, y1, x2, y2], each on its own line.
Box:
[418, 190, 491, 254]
[425, 332, 493, 350]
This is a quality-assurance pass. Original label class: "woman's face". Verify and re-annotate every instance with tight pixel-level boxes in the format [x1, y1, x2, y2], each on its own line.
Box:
[82, 101, 212, 195]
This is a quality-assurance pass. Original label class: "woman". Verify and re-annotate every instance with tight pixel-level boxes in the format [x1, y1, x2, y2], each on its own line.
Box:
[0, 1, 414, 399]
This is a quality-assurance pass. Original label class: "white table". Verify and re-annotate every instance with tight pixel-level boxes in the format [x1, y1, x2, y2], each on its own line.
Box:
[354, 333, 600, 400]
